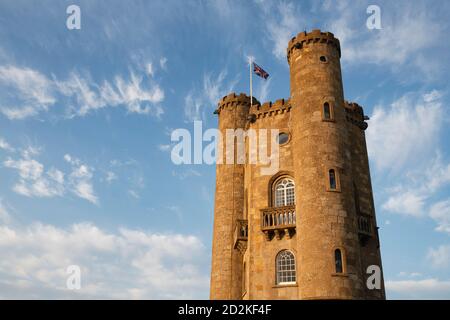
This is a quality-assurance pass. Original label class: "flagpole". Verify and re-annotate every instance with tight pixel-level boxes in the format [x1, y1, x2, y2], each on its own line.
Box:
[249, 58, 253, 108]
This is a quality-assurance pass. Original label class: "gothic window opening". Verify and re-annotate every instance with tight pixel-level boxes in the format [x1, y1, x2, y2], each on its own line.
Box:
[276, 250, 296, 284]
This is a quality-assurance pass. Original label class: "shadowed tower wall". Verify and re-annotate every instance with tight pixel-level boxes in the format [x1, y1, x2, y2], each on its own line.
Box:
[210, 94, 253, 299]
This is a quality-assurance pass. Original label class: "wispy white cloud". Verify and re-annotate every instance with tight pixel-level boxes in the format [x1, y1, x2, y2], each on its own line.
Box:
[146, 63, 154, 77]
[184, 70, 238, 122]
[64, 154, 98, 204]
[0, 220, 208, 299]
[59, 71, 164, 118]
[0, 200, 11, 225]
[427, 244, 450, 269]
[398, 271, 422, 278]
[258, 0, 447, 80]
[367, 90, 444, 171]
[256, 77, 271, 103]
[0, 65, 55, 119]
[165, 205, 183, 223]
[3, 151, 98, 204]
[128, 190, 140, 199]
[429, 201, 450, 234]
[172, 168, 202, 180]
[105, 171, 117, 184]
[259, 1, 303, 61]
[0, 137, 14, 152]
[3, 157, 65, 198]
[368, 90, 450, 234]
[381, 152, 450, 228]
[158, 144, 171, 152]
[382, 191, 426, 217]
[324, 0, 445, 79]
[159, 57, 167, 70]
[0, 65, 165, 120]
[184, 92, 203, 123]
[386, 278, 450, 299]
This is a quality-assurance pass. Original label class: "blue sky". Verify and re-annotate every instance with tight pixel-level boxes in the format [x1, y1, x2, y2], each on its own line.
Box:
[0, 0, 449, 299]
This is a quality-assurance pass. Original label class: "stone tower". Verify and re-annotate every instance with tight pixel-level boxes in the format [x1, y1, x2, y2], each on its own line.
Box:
[210, 30, 385, 300]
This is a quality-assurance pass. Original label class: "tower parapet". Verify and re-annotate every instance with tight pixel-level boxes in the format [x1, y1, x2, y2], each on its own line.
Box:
[214, 93, 260, 115]
[287, 29, 341, 62]
[249, 98, 292, 121]
[345, 101, 369, 130]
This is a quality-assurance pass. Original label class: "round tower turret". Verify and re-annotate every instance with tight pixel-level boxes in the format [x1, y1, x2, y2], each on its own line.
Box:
[288, 30, 367, 299]
[210, 93, 257, 299]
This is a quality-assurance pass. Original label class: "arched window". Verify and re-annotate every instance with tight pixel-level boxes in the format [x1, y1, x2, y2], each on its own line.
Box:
[276, 250, 296, 284]
[323, 102, 331, 120]
[274, 178, 295, 207]
[335, 249, 343, 273]
[329, 169, 337, 190]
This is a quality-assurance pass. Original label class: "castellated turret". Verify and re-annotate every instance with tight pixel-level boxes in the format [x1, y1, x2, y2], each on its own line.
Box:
[210, 30, 385, 300]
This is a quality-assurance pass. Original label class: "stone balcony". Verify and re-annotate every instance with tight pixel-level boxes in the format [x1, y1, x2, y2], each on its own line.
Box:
[261, 205, 296, 240]
[234, 219, 248, 254]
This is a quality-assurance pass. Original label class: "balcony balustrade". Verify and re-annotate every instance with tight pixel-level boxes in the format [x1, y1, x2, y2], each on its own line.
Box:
[261, 205, 296, 240]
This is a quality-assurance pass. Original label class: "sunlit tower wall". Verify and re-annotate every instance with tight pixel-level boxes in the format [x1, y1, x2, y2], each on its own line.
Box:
[287, 29, 385, 299]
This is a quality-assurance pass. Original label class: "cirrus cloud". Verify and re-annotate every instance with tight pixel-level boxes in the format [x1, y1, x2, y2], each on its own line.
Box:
[0, 64, 165, 120]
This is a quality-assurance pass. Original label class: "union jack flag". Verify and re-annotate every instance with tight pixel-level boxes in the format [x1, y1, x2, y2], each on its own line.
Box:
[253, 63, 269, 79]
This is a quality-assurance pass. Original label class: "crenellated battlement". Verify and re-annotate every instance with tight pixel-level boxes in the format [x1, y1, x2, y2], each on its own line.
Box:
[345, 101, 369, 130]
[249, 98, 291, 121]
[287, 29, 341, 62]
[214, 93, 260, 115]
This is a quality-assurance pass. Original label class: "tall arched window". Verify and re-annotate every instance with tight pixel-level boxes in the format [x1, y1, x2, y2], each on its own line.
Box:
[274, 178, 295, 207]
[276, 250, 296, 284]
[329, 169, 337, 190]
[335, 249, 343, 273]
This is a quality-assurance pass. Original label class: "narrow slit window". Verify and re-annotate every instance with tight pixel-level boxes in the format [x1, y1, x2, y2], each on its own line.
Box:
[335, 249, 343, 273]
[329, 169, 337, 190]
[323, 102, 331, 120]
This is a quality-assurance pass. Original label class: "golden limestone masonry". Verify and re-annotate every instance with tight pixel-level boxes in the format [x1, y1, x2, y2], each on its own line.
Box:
[210, 30, 385, 300]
